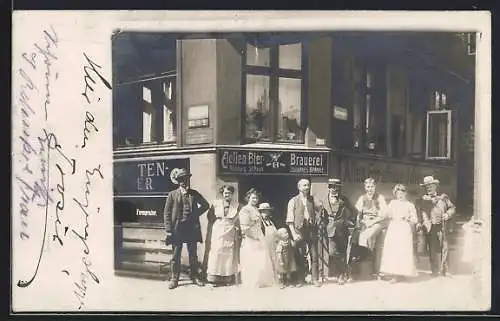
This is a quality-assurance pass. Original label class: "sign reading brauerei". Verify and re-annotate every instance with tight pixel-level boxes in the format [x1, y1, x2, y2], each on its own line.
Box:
[114, 158, 189, 195]
[217, 149, 328, 176]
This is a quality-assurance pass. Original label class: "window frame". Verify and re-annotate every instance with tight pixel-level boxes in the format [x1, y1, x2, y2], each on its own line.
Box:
[241, 40, 308, 144]
[114, 72, 178, 148]
[425, 109, 452, 160]
[352, 62, 388, 155]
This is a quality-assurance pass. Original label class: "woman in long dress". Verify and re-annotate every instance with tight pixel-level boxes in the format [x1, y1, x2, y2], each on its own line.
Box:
[379, 184, 418, 283]
[239, 189, 276, 288]
[206, 185, 241, 286]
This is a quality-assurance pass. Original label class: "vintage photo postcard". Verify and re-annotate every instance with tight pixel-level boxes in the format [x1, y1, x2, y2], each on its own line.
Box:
[11, 11, 491, 313]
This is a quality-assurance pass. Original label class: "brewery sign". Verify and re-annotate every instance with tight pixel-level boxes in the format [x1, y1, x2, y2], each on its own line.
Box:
[217, 148, 328, 176]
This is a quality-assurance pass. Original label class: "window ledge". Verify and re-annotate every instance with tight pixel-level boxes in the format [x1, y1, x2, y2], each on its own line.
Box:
[115, 142, 178, 152]
[237, 142, 330, 151]
[335, 150, 456, 168]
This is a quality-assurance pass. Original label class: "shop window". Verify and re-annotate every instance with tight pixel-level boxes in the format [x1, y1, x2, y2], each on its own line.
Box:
[244, 41, 305, 143]
[352, 63, 387, 154]
[426, 110, 452, 160]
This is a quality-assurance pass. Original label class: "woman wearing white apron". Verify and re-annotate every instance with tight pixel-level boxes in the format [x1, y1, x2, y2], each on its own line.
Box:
[239, 189, 276, 288]
[379, 184, 418, 283]
[206, 185, 241, 286]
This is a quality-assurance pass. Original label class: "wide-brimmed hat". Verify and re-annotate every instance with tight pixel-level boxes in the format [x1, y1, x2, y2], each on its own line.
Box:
[258, 203, 273, 211]
[170, 168, 192, 184]
[420, 175, 440, 187]
[328, 178, 342, 186]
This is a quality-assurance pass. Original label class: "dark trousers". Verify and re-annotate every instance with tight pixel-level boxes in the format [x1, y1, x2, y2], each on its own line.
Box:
[328, 234, 348, 277]
[295, 236, 319, 282]
[427, 223, 449, 275]
[170, 241, 199, 281]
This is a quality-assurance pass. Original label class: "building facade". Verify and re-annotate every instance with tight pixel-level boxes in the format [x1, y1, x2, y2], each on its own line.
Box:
[112, 32, 476, 278]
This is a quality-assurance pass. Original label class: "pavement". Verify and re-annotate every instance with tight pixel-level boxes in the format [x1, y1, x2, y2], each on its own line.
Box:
[85, 221, 489, 312]
[87, 248, 489, 312]
[89, 270, 486, 312]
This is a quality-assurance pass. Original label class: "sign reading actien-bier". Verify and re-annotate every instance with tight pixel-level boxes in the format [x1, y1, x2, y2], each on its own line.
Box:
[217, 148, 328, 176]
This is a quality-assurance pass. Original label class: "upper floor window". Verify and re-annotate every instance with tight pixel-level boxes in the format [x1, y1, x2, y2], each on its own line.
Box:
[426, 109, 452, 160]
[115, 74, 177, 147]
[244, 41, 305, 143]
[112, 32, 177, 148]
[432, 90, 448, 110]
[408, 81, 454, 161]
[352, 62, 387, 154]
[140, 75, 177, 144]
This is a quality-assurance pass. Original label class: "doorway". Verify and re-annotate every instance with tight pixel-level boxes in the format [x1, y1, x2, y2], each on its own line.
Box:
[239, 175, 299, 228]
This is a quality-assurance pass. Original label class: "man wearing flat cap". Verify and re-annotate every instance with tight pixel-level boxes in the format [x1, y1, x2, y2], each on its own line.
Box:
[164, 168, 210, 289]
[319, 178, 358, 284]
[417, 175, 456, 277]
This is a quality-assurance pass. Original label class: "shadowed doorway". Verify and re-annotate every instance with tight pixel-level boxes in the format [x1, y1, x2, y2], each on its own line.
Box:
[239, 176, 299, 228]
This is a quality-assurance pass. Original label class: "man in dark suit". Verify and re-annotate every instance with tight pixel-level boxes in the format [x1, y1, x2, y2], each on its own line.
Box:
[320, 178, 357, 285]
[164, 168, 210, 289]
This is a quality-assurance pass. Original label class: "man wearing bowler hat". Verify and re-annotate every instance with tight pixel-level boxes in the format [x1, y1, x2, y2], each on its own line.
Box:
[164, 168, 210, 289]
[320, 178, 358, 284]
[418, 175, 456, 277]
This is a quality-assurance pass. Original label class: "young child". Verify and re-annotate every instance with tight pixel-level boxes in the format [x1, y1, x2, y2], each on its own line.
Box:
[275, 228, 297, 289]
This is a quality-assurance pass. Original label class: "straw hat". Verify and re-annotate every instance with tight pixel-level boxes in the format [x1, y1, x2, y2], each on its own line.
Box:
[328, 178, 342, 186]
[170, 168, 192, 184]
[420, 175, 440, 187]
[258, 203, 273, 211]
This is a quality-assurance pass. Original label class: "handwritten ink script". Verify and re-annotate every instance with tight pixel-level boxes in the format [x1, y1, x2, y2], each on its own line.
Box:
[14, 25, 111, 310]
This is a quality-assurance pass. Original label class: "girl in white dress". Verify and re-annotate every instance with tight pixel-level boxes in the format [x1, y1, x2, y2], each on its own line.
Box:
[239, 189, 276, 288]
[379, 184, 418, 283]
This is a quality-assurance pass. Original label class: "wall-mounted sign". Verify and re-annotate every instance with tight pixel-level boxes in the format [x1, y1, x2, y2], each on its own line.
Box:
[114, 158, 189, 196]
[217, 148, 328, 176]
[333, 106, 348, 121]
[185, 128, 213, 145]
[188, 105, 209, 129]
[114, 197, 166, 224]
[316, 138, 326, 146]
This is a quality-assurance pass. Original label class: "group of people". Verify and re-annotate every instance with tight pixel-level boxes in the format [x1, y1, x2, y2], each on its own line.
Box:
[163, 168, 456, 290]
